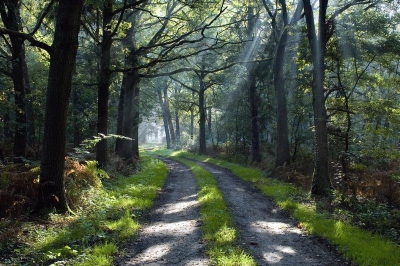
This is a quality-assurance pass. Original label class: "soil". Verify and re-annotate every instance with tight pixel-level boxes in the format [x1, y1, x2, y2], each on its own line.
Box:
[116, 157, 349, 265]
[116, 157, 208, 266]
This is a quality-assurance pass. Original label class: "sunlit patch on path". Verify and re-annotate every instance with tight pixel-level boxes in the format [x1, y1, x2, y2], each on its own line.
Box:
[198, 161, 347, 266]
[116, 158, 208, 266]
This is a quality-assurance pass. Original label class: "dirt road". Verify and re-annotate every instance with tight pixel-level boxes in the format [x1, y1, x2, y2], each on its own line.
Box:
[117, 157, 347, 265]
[116, 157, 208, 266]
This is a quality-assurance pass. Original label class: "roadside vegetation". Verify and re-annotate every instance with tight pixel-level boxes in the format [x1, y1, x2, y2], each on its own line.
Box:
[0, 155, 168, 265]
[153, 148, 400, 266]
[177, 157, 256, 266]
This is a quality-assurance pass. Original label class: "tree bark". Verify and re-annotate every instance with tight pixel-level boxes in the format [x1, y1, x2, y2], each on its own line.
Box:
[163, 86, 175, 146]
[96, 1, 113, 168]
[37, 0, 84, 212]
[115, 76, 126, 153]
[174, 87, 180, 142]
[158, 87, 171, 148]
[198, 75, 207, 155]
[0, 1, 28, 161]
[274, 0, 290, 167]
[303, 0, 332, 196]
[245, 6, 261, 163]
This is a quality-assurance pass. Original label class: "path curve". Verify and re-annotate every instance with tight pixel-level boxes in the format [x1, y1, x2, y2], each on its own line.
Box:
[116, 157, 208, 266]
[197, 161, 350, 266]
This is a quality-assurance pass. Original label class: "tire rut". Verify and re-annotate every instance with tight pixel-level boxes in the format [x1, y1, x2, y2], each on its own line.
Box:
[197, 161, 349, 266]
[116, 157, 208, 266]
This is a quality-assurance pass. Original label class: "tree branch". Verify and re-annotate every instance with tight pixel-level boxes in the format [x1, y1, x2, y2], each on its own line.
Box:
[0, 27, 52, 54]
[29, 0, 56, 36]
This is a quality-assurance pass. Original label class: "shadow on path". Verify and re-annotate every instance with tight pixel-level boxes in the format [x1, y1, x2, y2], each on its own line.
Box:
[198, 161, 350, 266]
[116, 158, 208, 266]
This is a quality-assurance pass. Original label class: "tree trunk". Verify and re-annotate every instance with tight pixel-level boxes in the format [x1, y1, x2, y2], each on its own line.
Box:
[132, 84, 140, 158]
[96, 1, 113, 168]
[274, 27, 290, 167]
[245, 6, 261, 163]
[163, 86, 175, 146]
[198, 81, 207, 155]
[0, 1, 28, 161]
[174, 87, 180, 142]
[303, 0, 332, 196]
[37, 0, 84, 212]
[158, 88, 171, 148]
[115, 76, 126, 153]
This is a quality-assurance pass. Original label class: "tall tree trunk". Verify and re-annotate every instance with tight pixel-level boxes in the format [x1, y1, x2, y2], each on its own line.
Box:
[115, 76, 126, 153]
[245, 6, 261, 163]
[96, 1, 113, 168]
[132, 84, 140, 158]
[37, 0, 84, 212]
[163, 86, 175, 146]
[274, 1, 290, 167]
[24, 59, 35, 147]
[303, 0, 332, 196]
[208, 107, 212, 143]
[158, 88, 171, 148]
[198, 78, 207, 155]
[0, 1, 28, 161]
[174, 87, 180, 142]
[190, 91, 195, 140]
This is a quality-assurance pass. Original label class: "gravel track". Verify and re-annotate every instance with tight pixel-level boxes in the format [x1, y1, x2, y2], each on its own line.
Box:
[116, 157, 208, 266]
[117, 156, 348, 265]
[197, 161, 349, 266]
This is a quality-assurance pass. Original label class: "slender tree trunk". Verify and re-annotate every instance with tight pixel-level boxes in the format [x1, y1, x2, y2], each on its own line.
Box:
[24, 59, 35, 147]
[158, 88, 171, 148]
[303, 0, 332, 196]
[132, 84, 140, 158]
[245, 6, 261, 163]
[96, 1, 113, 167]
[190, 91, 195, 140]
[198, 83, 207, 154]
[174, 87, 180, 142]
[274, 27, 290, 167]
[37, 0, 84, 212]
[115, 76, 126, 153]
[163, 86, 175, 146]
[0, 1, 28, 161]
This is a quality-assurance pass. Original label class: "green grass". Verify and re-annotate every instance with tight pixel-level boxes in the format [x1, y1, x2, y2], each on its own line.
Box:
[201, 156, 400, 266]
[178, 158, 256, 266]
[6, 155, 169, 266]
[149, 148, 256, 266]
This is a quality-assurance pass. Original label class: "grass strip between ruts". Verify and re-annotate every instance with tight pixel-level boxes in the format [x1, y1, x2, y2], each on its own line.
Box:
[173, 157, 256, 266]
[200, 156, 400, 266]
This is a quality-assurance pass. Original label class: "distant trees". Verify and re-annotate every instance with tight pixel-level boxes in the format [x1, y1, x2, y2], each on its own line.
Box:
[0, 0, 399, 208]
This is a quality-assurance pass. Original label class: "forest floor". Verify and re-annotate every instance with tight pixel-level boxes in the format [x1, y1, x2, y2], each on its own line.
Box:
[116, 156, 349, 265]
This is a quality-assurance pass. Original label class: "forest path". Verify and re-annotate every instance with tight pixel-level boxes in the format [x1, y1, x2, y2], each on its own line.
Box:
[196, 161, 349, 266]
[116, 157, 208, 266]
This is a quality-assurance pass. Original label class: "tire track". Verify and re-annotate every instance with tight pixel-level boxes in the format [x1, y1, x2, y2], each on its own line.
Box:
[116, 157, 208, 266]
[197, 161, 349, 266]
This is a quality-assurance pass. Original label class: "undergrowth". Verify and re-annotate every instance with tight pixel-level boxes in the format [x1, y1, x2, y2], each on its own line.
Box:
[0, 155, 168, 266]
[202, 157, 400, 266]
[150, 148, 400, 266]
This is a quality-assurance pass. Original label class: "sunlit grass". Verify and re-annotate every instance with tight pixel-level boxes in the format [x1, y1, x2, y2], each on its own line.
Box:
[200, 156, 400, 266]
[12, 155, 169, 266]
[175, 157, 256, 266]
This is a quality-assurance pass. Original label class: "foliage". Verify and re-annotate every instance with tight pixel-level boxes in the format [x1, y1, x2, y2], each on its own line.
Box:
[0, 156, 168, 265]
[200, 156, 400, 266]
